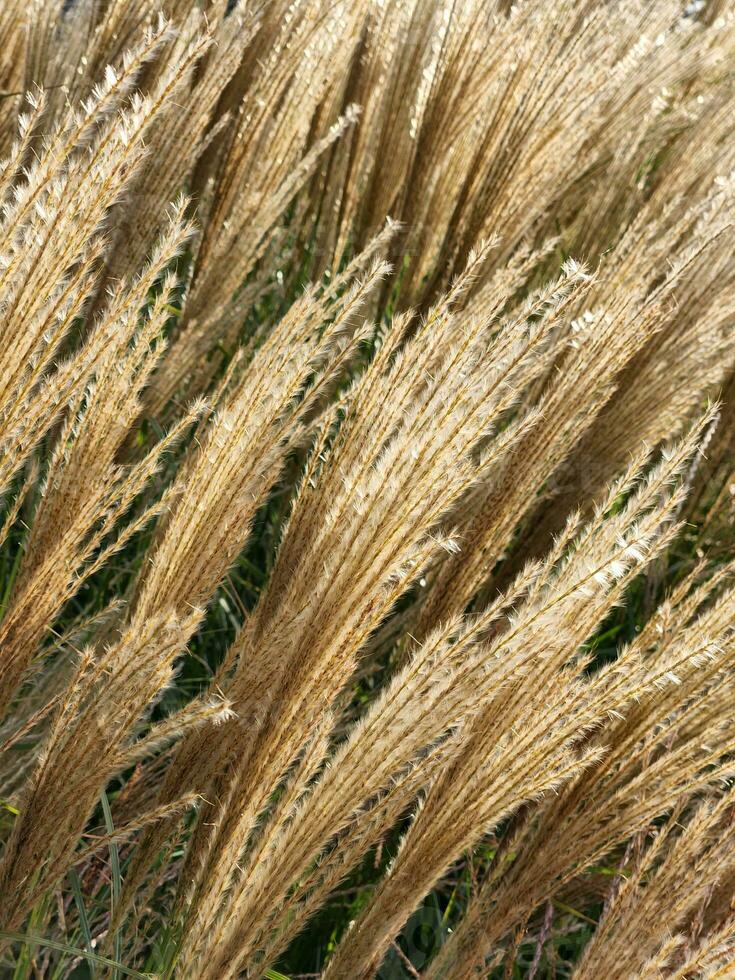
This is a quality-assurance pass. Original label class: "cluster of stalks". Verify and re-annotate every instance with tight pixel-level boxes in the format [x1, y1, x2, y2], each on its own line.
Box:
[1, 0, 735, 977]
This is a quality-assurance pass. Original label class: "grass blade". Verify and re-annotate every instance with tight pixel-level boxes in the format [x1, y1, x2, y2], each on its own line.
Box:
[0, 931, 153, 978]
[101, 791, 122, 980]
[68, 868, 95, 978]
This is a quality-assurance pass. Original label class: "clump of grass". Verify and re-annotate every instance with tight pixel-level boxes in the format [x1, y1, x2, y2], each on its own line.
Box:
[1, 1, 735, 978]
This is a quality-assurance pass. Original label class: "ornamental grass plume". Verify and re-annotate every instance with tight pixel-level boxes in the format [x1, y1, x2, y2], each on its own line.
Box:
[1, 2, 735, 979]
[570, 790, 735, 980]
